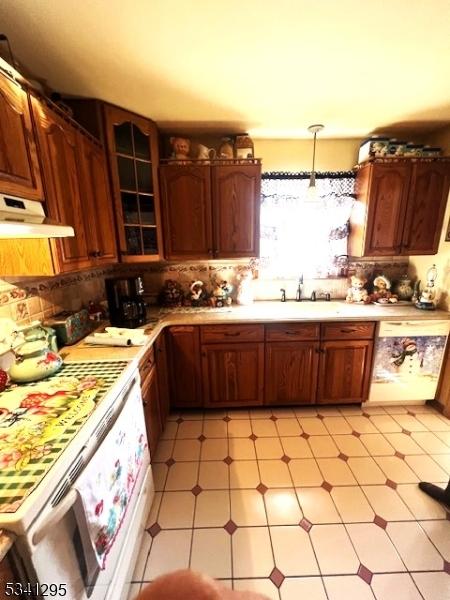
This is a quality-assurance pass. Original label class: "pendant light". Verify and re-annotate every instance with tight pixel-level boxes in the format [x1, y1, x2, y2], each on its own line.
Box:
[307, 124, 324, 199]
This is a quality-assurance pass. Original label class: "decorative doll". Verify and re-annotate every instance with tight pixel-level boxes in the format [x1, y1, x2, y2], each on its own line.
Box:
[169, 136, 191, 163]
[159, 279, 184, 307]
[345, 274, 370, 304]
[188, 280, 207, 307]
[370, 275, 398, 304]
[236, 270, 254, 306]
[210, 279, 233, 308]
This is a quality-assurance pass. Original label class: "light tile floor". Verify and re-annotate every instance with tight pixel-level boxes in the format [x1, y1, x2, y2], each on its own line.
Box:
[129, 404, 450, 600]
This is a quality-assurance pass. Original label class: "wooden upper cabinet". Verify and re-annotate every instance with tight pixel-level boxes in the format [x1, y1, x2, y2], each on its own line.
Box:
[31, 96, 92, 272]
[0, 73, 43, 200]
[160, 161, 261, 260]
[350, 159, 450, 257]
[103, 105, 163, 262]
[317, 340, 373, 404]
[360, 163, 410, 255]
[77, 134, 118, 264]
[401, 161, 450, 255]
[212, 164, 261, 258]
[265, 341, 319, 405]
[160, 164, 213, 259]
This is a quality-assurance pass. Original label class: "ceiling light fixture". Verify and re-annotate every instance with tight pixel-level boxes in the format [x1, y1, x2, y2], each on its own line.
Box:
[307, 124, 324, 199]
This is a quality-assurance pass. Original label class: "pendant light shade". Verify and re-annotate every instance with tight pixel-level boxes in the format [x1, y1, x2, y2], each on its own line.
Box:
[307, 124, 324, 199]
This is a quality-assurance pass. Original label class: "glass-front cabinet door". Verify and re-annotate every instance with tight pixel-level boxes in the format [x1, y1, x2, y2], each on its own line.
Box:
[104, 105, 163, 261]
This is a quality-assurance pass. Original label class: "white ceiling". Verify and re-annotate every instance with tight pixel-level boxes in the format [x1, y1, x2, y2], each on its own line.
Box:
[0, 0, 449, 138]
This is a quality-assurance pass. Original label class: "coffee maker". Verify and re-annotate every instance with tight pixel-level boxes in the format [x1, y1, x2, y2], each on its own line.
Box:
[105, 276, 147, 328]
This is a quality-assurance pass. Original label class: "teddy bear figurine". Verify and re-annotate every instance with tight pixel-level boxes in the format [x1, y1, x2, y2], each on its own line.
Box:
[370, 275, 398, 304]
[169, 136, 191, 163]
[346, 274, 370, 304]
[188, 280, 208, 307]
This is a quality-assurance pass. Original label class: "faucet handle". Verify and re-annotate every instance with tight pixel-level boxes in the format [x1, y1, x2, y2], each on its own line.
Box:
[310, 291, 316, 301]
[280, 288, 286, 302]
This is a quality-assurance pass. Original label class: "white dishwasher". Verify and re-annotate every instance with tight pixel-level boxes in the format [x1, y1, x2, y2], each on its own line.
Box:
[368, 320, 450, 405]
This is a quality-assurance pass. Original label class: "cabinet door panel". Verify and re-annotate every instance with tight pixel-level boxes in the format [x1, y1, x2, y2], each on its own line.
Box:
[212, 165, 260, 258]
[265, 342, 319, 405]
[78, 134, 118, 263]
[365, 164, 410, 255]
[142, 364, 162, 461]
[161, 165, 213, 259]
[104, 105, 163, 262]
[167, 326, 202, 407]
[31, 96, 91, 272]
[317, 340, 373, 404]
[402, 162, 450, 254]
[202, 342, 264, 407]
[0, 75, 43, 199]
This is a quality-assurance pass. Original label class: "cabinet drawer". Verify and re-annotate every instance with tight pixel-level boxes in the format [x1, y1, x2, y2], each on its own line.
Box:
[265, 323, 320, 342]
[139, 344, 155, 384]
[321, 321, 375, 340]
[200, 324, 264, 344]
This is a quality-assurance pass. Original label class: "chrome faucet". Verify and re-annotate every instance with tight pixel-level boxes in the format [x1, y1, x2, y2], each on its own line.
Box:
[280, 288, 286, 302]
[295, 275, 303, 302]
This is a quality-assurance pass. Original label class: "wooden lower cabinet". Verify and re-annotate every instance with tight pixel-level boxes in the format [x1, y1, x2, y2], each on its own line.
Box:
[167, 326, 202, 407]
[202, 342, 264, 407]
[265, 341, 319, 405]
[141, 363, 162, 460]
[317, 340, 373, 404]
[155, 331, 170, 425]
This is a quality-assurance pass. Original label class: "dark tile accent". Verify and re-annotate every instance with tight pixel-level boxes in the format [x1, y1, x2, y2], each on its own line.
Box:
[362, 413, 370, 418]
[300, 432, 310, 440]
[299, 518, 313, 532]
[224, 519, 238, 535]
[256, 483, 268, 495]
[270, 415, 278, 422]
[223, 456, 234, 465]
[394, 451, 405, 460]
[385, 479, 398, 490]
[407, 410, 416, 416]
[198, 434, 206, 442]
[373, 515, 388, 530]
[357, 564, 373, 585]
[402, 429, 411, 436]
[223, 416, 231, 422]
[165, 458, 176, 467]
[249, 433, 258, 441]
[147, 523, 162, 538]
[338, 453, 349, 462]
[317, 414, 325, 420]
[321, 481, 333, 492]
[176, 418, 184, 424]
[351, 430, 361, 438]
[444, 560, 450, 574]
[191, 485, 203, 496]
[281, 455, 291, 464]
[269, 567, 285, 588]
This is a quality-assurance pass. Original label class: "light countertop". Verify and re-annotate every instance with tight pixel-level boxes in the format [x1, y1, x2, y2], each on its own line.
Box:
[61, 301, 449, 364]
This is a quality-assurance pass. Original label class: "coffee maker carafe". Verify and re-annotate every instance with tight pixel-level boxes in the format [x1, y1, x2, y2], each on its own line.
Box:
[105, 276, 147, 328]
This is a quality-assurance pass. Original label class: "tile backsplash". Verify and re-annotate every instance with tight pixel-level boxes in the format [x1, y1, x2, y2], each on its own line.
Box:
[0, 257, 410, 326]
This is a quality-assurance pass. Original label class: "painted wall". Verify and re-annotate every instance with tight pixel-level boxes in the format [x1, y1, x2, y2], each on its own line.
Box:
[254, 138, 360, 172]
[409, 125, 450, 311]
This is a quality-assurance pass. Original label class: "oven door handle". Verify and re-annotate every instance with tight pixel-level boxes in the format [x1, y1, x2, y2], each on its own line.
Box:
[31, 489, 78, 547]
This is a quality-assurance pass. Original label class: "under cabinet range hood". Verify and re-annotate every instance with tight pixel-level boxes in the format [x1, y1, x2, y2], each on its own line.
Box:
[0, 194, 74, 238]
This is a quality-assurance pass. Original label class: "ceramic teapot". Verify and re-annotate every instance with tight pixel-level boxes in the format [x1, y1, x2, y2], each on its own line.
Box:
[9, 323, 62, 383]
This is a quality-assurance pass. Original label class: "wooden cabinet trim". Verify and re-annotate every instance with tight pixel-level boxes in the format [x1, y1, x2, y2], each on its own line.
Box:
[200, 324, 264, 344]
[321, 321, 375, 340]
[265, 323, 320, 341]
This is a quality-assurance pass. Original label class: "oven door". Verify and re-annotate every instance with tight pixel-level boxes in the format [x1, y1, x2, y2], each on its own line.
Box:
[12, 375, 153, 600]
